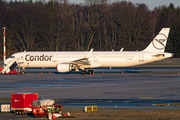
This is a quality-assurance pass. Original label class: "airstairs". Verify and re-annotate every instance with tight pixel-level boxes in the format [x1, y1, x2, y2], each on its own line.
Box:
[2, 59, 17, 74]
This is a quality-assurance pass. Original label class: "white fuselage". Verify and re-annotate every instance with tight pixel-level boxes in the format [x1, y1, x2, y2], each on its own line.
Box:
[9, 51, 172, 69]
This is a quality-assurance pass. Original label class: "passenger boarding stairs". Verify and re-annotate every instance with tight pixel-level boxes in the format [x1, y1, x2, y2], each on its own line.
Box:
[2, 59, 17, 74]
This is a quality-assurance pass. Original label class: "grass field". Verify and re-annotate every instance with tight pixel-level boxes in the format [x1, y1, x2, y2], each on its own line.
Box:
[1, 98, 180, 107]
[1, 98, 180, 119]
[1, 107, 180, 120]
[62, 107, 180, 120]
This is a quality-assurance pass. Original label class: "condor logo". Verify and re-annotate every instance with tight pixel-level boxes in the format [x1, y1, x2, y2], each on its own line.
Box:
[152, 33, 167, 50]
[25, 54, 52, 61]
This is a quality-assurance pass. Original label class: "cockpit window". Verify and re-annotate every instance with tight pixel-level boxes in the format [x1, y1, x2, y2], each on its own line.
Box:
[11, 56, 15, 58]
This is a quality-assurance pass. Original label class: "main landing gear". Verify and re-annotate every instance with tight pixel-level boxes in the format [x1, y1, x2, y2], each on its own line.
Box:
[81, 69, 94, 75]
[21, 71, 25, 75]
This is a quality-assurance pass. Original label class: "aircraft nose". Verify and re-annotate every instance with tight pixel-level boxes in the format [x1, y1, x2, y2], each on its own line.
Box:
[4, 58, 11, 65]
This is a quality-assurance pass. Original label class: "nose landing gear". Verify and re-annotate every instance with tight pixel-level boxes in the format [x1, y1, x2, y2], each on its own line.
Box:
[19, 67, 25, 75]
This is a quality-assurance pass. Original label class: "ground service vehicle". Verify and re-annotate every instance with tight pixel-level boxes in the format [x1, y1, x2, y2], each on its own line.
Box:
[11, 93, 38, 115]
[32, 104, 63, 118]
[0, 67, 19, 74]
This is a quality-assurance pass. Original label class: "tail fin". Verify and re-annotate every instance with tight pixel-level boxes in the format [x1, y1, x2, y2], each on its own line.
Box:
[143, 28, 170, 52]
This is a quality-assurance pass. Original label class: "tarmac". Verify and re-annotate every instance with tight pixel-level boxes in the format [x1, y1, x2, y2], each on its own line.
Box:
[1, 72, 180, 101]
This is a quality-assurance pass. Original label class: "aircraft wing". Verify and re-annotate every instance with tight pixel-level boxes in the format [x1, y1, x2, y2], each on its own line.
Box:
[61, 49, 93, 65]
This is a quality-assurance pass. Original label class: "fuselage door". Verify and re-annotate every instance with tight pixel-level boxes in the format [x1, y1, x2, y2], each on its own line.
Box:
[94, 54, 98, 61]
[52, 54, 57, 62]
[139, 53, 144, 62]
[19, 53, 24, 63]
[14, 53, 24, 67]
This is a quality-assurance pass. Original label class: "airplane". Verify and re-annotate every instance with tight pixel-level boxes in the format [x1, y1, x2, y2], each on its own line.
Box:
[2, 28, 173, 75]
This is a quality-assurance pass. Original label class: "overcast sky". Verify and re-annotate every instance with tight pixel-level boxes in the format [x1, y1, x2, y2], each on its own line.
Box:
[69, 0, 179, 10]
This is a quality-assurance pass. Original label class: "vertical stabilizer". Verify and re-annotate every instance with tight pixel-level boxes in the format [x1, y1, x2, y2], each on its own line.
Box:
[143, 28, 170, 52]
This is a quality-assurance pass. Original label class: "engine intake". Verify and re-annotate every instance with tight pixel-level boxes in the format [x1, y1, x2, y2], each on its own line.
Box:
[56, 64, 70, 72]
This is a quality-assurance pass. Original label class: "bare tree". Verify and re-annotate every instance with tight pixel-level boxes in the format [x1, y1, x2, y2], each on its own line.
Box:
[8, 3, 45, 51]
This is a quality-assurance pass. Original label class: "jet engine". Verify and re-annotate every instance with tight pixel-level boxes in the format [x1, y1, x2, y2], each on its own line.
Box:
[56, 64, 71, 72]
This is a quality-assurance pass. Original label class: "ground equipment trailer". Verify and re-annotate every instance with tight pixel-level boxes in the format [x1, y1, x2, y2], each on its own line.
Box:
[32, 105, 47, 118]
[11, 93, 38, 115]
[32, 104, 63, 118]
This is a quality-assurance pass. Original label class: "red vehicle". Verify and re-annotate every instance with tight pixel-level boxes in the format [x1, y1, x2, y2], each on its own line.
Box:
[0, 67, 20, 75]
[32, 106, 48, 118]
[0, 67, 3, 71]
[32, 104, 63, 118]
[11, 93, 38, 115]
[4, 70, 20, 75]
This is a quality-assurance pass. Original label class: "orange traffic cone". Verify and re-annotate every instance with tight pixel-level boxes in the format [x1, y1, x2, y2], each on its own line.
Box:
[39, 75, 41, 79]
[122, 71, 123, 74]
[49, 71, 51, 75]
[103, 72, 104, 75]
[52, 115, 57, 119]
[64, 113, 67, 116]
[41, 72, 43, 75]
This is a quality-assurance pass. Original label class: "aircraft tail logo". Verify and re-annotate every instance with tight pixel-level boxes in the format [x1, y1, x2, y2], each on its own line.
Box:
[143, 28, 170, 52]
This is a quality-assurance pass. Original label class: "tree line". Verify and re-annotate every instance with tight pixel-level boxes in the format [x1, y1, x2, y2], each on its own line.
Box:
[0, 0, 180, 60]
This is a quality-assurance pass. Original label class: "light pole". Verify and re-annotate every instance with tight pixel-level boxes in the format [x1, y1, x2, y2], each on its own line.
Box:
[2, 27, 6, 67]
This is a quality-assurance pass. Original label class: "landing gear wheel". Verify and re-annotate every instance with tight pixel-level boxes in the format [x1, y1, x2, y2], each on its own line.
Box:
[15, 110, 19, 115]
[21, 110, 24, 115]
[88, 70, 94, 75]
[81, 70, 87, 75]
[18, 110, 22, 115]
[21, 71, 25, 75]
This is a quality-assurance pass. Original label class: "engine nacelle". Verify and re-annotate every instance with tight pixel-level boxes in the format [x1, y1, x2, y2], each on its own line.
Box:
[56, 64, 70, 72]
